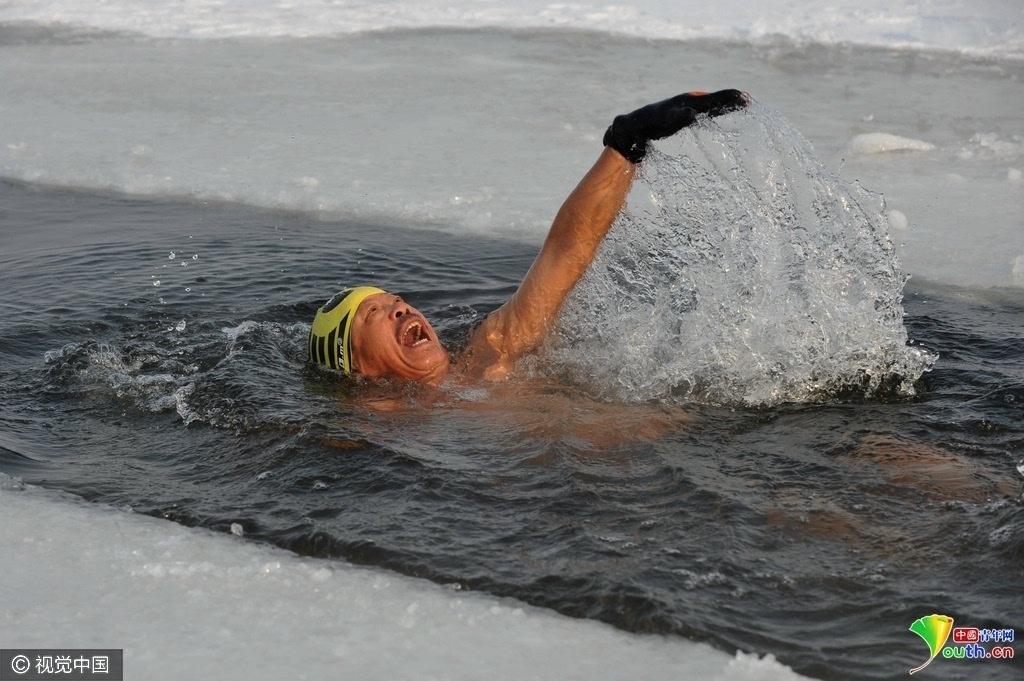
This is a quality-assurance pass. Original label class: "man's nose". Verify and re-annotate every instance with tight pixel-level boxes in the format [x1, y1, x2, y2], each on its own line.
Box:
[389, 300, 413, 320]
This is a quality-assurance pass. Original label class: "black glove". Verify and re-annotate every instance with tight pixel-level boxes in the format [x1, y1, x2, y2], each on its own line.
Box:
[603, 89, 748, 163]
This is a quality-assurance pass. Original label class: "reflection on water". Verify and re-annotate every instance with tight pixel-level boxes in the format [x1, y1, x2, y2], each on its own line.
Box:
[1, 182, 1022, 681]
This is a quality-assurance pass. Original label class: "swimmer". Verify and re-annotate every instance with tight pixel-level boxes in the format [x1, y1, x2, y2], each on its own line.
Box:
[309, 89, 748, 384]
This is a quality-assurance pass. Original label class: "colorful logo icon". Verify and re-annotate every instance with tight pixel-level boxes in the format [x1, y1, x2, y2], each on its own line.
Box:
[909, 614, 954, 674]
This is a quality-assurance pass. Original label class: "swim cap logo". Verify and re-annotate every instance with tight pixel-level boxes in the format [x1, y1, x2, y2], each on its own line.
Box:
[909, 614, 953, 674]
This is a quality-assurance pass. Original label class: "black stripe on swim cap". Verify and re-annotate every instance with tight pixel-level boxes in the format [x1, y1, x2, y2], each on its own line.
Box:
[322, 287, 354, 314]
[326, 325, 338, 370]
[316, 334, 327, 367]
[336, 310, 351, 372]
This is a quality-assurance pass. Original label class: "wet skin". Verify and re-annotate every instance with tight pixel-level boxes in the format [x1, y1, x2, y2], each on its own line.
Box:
[349, 293, 450, 385]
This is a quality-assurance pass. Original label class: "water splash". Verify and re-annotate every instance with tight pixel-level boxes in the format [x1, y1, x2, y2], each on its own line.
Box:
[44, 341, 185, 412]
[42, 321, 311, 429]
[539, 101, 935, 406]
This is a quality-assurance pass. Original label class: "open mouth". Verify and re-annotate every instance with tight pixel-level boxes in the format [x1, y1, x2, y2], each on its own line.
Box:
[399, 319, 431, 348]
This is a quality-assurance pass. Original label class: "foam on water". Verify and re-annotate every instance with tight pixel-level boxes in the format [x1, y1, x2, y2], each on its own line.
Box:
[538, 103, 935, 405]
[43, 319, 315, 430]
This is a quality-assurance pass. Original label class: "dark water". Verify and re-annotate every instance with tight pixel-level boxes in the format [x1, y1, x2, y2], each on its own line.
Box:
[1, 181, 1022, 681]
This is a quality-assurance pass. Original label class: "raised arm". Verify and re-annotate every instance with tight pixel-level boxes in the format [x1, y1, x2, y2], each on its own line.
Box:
[469, 147, 633, 373]
[465, 89, 748, 378]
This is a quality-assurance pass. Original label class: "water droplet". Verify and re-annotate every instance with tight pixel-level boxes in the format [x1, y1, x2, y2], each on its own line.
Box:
[175, 320, 186, 332]
[1016, 459, 1024, 478]
[168, 251, 176, 259]
[181, 262, 187, 267]
[153, 280, 161, 287]
[192, 254, 198, 260]
[185, 287, 192, 292]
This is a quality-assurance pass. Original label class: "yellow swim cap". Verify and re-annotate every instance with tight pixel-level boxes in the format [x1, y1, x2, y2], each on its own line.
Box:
[309, 286, 387, 373]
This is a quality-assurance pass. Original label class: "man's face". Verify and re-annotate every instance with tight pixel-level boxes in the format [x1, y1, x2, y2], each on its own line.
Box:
[350, 293, 450, 384]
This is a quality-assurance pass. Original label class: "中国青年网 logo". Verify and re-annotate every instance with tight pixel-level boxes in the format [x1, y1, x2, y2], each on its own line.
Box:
[908, 614, 1014, 674]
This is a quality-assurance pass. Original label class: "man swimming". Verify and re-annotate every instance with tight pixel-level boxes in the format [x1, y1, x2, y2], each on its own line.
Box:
[309, 89, 748, 384]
